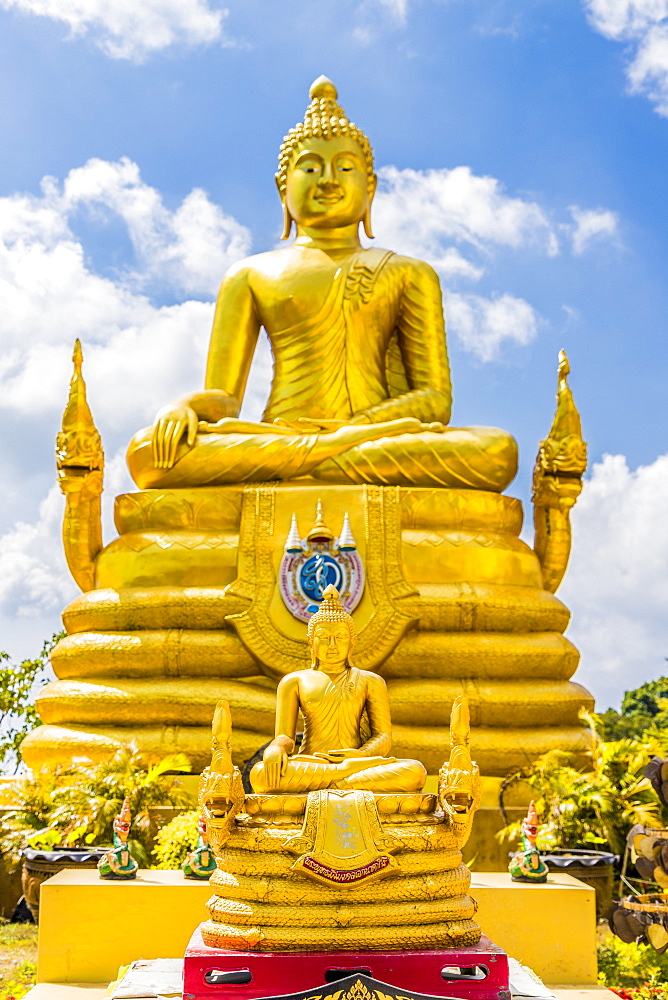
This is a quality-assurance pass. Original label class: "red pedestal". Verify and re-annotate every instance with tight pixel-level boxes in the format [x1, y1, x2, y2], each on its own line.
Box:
[183, 925, 509, 1000]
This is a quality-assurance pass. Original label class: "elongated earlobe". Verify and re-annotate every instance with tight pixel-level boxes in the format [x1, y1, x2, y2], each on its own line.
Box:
[281, 203, 293, 240]
[363, 206, 374, 239]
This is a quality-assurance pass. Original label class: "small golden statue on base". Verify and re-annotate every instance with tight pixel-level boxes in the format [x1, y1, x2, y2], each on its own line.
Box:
[200, 586, 482, 952]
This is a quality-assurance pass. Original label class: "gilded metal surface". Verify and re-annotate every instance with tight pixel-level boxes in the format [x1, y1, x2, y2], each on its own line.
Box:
[200, 612, 482, 952]
[200, 918, 481, 952]
[283, 789, 403, 886]
[24, 77, 595, 778]
[227, 484, 418, 678]
[126, 79, 517, 494]
[209, 864, 469, 904]
[243, 791, 437, 822]
[532, 351, 588, 593]
[56, 341, 104, 592]
[249, 585, 426, 795]
[198, 701, 245, 854]
[214, 845, 463, 880]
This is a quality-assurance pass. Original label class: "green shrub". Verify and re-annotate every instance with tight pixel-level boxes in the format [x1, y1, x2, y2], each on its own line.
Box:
[153, 810, 200, 869]
[0, 746, 195, 868]
[598, 935, 668, 988]
[0, 633, 61, 770]
[498, 712, 668, 857]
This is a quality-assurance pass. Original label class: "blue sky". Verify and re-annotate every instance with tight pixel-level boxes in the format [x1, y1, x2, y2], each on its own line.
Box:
[0, 0, 666, 711]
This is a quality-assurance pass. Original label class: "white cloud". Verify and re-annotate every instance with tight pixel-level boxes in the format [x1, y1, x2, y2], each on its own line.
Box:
[561, 453, 668, 710]
[372, 164, 617, 360]
[374, 165, 559, 260]
[353, 0, 409, 41]
[0, 485, 75, 618]
[62, 157, 251, 297]
[0, 156, 258, 659]
[444, 292, 538, 361]
[0, 158, 252, 422]
[0, 0, 230, 61]
[584, 0, 668, 115]
[568, 205, 620, 254]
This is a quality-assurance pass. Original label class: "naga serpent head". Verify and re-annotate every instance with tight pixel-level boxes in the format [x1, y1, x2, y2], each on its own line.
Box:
[198, 700, 245, 853]
[438, 696, 482, 832]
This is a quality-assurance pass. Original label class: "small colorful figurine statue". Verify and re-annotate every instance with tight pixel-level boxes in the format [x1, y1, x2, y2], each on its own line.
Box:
[509, 801, 549, 883]
[182, 814, 217, 880]
[97, 797, 139, 880]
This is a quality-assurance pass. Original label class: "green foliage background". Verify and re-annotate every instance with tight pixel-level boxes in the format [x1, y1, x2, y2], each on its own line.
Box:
[0, 634, 62, 770]
[153, 810, 200, 868]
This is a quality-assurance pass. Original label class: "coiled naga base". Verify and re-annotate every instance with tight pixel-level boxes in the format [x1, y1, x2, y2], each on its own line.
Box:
[199, 695, 482, 953]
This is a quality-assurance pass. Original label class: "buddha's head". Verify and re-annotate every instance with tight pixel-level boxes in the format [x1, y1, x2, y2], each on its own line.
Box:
[307, 584, 357, 670]
[276, 76, 377, 240]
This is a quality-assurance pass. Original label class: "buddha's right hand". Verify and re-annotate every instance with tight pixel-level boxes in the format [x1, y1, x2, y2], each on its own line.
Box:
[262, 736, 293, 791]
[152, 404, 199, 469]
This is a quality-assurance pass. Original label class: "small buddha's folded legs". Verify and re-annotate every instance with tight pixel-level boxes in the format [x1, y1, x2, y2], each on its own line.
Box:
[332, 759, 427, 793]
[250, 756, 426, 794]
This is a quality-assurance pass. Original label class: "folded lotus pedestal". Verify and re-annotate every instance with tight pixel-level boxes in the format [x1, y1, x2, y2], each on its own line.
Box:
[182, 685, 509, 1000]
[183, 790, 510, 1000]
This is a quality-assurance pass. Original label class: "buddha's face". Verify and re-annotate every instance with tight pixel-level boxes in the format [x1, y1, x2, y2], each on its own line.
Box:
[284, 136, 375, 230]
[310, 619, 352, 670]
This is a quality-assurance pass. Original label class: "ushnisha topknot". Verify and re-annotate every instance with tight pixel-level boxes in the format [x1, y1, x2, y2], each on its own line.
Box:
[306, 583, 357, 649]
[276, 76, 375, 201]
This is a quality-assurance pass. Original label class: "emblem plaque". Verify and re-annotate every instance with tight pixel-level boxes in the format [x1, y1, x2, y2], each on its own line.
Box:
[278, 500, 365, 622]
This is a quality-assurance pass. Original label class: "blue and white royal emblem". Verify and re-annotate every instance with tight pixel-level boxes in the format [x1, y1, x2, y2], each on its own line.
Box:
[278, 500, 365, 622]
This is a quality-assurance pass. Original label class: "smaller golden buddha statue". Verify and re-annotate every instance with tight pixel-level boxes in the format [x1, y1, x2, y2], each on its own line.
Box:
[250, 585, 426, 795]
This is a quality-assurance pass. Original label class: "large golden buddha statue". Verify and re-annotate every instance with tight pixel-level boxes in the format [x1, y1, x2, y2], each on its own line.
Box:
[23, 77, 593, 828]
[250, 585, 426, 794]
[127, 76, 516, 494]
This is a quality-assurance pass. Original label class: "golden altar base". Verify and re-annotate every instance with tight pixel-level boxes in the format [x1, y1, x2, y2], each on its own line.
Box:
[23, 479, 592, 775]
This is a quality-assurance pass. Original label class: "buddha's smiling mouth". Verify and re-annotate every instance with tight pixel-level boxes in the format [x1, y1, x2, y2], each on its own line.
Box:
[315, 192, 344, 204]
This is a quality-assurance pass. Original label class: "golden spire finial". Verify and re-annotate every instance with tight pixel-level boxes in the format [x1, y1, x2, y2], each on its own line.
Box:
[307, 498, 334, 543]
[557, 348, 570, 380]
[56, 339, 104, 474]
[309, 75, 337, 101]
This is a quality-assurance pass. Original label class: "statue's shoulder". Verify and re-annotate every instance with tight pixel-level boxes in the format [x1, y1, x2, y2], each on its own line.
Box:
[221, 248, 295, 285]
[355, 667, 389, 691]
[360, 247, 441, 285]
[276, 670, 303, 691]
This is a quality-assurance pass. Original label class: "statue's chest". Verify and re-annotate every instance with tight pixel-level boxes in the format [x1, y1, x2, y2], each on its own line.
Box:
[302, 673, 363, 716]
[257, 253, 399, 335]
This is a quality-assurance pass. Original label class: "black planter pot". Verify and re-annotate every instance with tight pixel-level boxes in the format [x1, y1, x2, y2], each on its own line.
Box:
[21, 847, 109, 922]
[540, 847, 618, 918]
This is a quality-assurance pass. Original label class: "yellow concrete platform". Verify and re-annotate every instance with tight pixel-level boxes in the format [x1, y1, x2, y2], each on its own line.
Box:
[37, 869, 597, 987]
[473, 872, 597, 985]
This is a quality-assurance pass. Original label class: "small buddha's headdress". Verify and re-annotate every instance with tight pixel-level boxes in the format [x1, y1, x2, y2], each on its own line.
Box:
[306, 584, 357, 651]
[276, 76, 375, 204]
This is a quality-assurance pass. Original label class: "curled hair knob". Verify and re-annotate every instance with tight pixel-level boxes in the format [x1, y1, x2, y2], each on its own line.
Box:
[309, 76, 338, 101]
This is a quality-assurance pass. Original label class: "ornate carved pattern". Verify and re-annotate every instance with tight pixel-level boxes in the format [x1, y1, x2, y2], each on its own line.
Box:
[226, 484, 418, 677]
